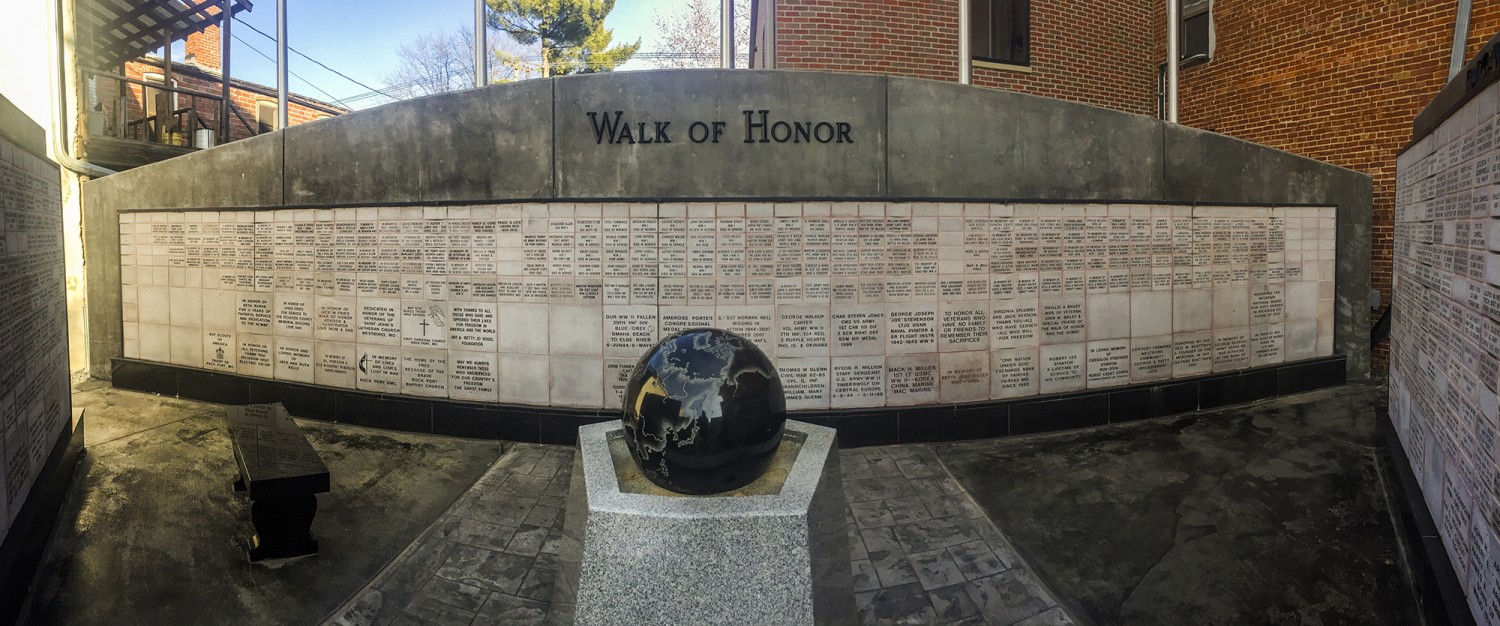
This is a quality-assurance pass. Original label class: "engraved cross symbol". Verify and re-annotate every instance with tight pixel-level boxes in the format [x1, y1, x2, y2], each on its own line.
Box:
[419, 319, 430, 336]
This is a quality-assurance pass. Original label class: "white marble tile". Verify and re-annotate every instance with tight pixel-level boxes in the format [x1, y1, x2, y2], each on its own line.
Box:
[274, 336, 316, 384]
[497, 302, 549, 354]
[314, 340, 358, 389]
[603, 358, 638, 408]
[498, 353, 550, 405]
[549, 304, 604, 357]
[1284, 320, 1319, 362]
[203, 289, 238, 332]
[830, 304, 887, 357]
[938, 301, 990, 352]
[314, 295, 357, 342]
[273, 293, 314, 338]
[169, 326, 203, 367]
[776, 356, 831, 410]
[169, 287, 203, 329]
[1173, 289, 1211, 333]
[1250, 324, 1286, 367]
[1212, 286, 1250, 330]
[716, 305, 776, 351]
[1285, 281, 1319, 321]
[400, 347, 449, 397]
[236, 333, 275, 379]
[1085, 292, 1130, 341]
[1129, 291, 1172, 338]
[355, 344, 402, 393]
[139, 285, 171, 325]
[202, 331, 235, 372]
[1039, 295, 1086, 345]
[549, 356, 604, 408]
[990, 348, 1039, 399]
[660, 305, 715, 338]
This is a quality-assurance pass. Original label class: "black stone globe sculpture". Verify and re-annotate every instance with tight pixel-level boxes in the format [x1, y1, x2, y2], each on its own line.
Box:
[621, 328, 787, 495]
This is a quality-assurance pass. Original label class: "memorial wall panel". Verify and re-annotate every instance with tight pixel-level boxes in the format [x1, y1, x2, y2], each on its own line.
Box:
[0, 132, 71, 540]
[1392, 80, 1500, 623]
[119, 201, 1336, 411]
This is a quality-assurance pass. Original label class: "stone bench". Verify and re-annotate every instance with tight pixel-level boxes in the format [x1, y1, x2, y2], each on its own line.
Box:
[225, 403, 329, 562]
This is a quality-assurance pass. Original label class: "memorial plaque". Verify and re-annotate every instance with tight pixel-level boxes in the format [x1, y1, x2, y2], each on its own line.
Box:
[274, 294, 314, 338]
[356, 298, 401, 346]
[1039, 343, 1087, 394]
[772, 306, 829, 358]
[1172, 332, 1214, 377]
[939, 350, 990, 402]
[1040, 296, 1086, 344]
[447, 348, 501, 402]
[204, 331, 236, 371]
[273, 337, 316, 383]
[831, 356, 886, 407]
[991, 348, 1039, 398]
[236, 294, 273, 334]
[314, 340, 358, 389]
[401, 348, 450, 397]
[716, 306, 776, 349]
[778, 357, 831, 410]
[1250, 325, 1286, 366]
[237, 334, 275, 379]
[830, 305, 886, 356]
[1086, 339, 1130, 388]
[314, 296, 357, 342]
[1212, 329, 1251, 372]
[886, 303, 938, 354]
[448, 302, 498, 352]
[939, 302, 990, 352]
[604, 306, 661, 357]
[885, 353, 939, 405]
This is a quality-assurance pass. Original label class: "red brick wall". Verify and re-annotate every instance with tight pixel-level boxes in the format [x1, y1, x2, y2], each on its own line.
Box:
[185, 22, 222, 73]
[773, 0, 1158, 116]
[1170, 1, 1500, 368]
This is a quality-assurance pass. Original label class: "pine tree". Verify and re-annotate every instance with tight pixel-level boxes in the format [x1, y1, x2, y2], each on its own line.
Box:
[486, 0, 641, 76]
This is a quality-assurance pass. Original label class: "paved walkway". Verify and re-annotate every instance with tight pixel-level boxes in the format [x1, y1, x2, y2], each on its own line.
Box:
[326, 443, 1074, 626]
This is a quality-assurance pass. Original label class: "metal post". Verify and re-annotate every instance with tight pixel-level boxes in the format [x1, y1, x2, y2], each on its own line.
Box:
[276, 0, 288, 130]
[220, 0, 232, 141]
[957, 0, 971, 85]
[475, 0, 487, 87]
[1166, 0, 1179, 123]
[1450, 0, 1474, 80]
[721, 0, 734, 68]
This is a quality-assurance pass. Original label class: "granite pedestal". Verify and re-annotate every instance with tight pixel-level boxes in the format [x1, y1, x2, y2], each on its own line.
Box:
[553, 420, 854, 625]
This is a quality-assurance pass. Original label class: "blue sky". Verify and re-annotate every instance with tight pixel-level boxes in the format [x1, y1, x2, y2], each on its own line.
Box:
[199, 0, 692, 108]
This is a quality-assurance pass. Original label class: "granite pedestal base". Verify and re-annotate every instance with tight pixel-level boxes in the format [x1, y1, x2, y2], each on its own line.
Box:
[554, 420, 854, 625]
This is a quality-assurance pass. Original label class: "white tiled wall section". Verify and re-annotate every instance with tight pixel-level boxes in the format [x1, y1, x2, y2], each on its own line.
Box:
[118, 202, 1336, 412]
[0, 136, 71, 540]
[1391, 79, 1500, 625]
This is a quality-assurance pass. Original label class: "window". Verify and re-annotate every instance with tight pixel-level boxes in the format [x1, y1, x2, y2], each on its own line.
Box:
[1180, 0, 1212, 65]
[970, 0, 1030, 66]
[142, 72, 177, 119]
[256, 101, 278, 133]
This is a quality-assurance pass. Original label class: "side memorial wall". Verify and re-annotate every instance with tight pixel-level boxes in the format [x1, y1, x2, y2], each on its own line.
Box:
[1391, 42, 1500, 623]
[85, 71, 1372, 443]
[0, 92, 80, 619]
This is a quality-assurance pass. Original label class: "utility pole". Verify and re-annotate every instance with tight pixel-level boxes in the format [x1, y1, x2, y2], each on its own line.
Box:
[721, 0, 734, 68]
[276, 0, 288, 130]
[1166, 0, 1179, 123]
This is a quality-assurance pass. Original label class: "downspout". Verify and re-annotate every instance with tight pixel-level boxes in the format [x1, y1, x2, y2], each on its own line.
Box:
[1449, 0, 1473, 80]
[53, 0, 116, 177]
[957, 0, 971, 85]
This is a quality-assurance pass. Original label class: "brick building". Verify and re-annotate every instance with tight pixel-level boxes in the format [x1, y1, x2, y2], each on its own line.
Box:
[85, 25, 346, 167]
[756, 0, 1500, 367]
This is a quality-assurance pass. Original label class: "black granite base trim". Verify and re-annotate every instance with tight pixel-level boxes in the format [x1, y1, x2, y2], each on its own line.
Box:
[109, 355, 1347, 447]
[0, 410, 85, 626]
[1377, 406, 1476, 626]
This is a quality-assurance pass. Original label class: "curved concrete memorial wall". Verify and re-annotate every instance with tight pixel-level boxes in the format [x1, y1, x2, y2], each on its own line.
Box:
[86, 71, 1371, 443]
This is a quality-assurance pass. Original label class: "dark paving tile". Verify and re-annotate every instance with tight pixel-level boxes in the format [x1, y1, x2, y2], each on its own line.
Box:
[415, 576, 489, 613]
[516, 553, 558, 601]
[432, 515, 515, 553]
[504, 524, 549, 557]
[1011, 606, 1077, 625]
[435, 545, 531, 594]
[935, 384, 1420, 626]
[892, 517, 982, 554]
[851, 500, 898, 528]
[908, 548, 966, 591]
[474, 593, 548, 626]
[928, 583, 981, 623]
[852, 559, 881, 593]
[964, 569, 1054, 626]
[855, 582, 937, 625]
[948, 540, 1006, 581]
[392, 595, 476, 626]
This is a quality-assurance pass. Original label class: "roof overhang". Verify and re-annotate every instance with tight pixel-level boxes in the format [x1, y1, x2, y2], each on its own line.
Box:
[78, 0, 253, 70]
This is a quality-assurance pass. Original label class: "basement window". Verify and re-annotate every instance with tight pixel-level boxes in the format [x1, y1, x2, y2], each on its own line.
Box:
[970, 0, 1030, 66]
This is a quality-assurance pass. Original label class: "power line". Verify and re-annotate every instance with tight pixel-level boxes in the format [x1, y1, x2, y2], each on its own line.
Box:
[228, 31, 352, 108]
[233, 15, 395, 102]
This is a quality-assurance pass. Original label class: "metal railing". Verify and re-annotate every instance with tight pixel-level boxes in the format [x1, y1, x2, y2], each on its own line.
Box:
[82, 67, 259, 147]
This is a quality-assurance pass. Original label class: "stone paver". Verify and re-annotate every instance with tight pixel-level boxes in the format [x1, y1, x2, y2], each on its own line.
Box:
[325, 443, 1075, 626]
